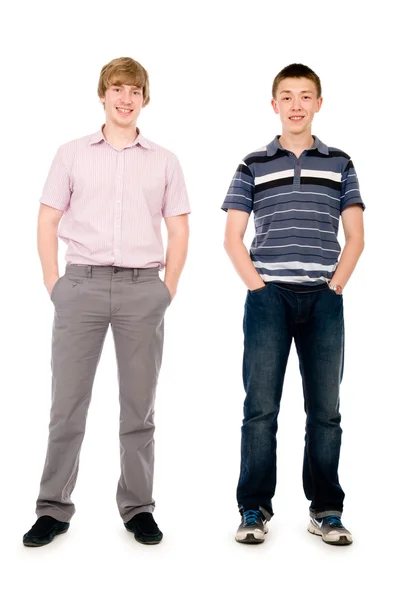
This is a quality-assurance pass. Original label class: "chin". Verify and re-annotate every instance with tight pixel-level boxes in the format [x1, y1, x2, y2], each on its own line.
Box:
[115, 117, 134, 126]
[290, 124, 309, 133]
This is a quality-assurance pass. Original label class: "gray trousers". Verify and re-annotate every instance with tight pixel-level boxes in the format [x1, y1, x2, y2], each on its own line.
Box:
[36, 265, 171, 523]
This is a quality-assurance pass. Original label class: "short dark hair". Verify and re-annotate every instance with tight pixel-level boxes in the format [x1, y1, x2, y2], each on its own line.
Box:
[272, 64, 321, 99]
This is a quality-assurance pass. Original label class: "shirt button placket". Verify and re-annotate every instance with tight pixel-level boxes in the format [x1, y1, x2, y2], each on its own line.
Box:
[114, 151, 124, 265]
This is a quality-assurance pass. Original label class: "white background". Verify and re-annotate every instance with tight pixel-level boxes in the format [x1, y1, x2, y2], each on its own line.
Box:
[1, 1, 400, 598]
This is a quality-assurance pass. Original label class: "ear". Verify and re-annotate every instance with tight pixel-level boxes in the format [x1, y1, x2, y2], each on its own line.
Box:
[271, 98, 279, 114]
[315, 97, 323, 113]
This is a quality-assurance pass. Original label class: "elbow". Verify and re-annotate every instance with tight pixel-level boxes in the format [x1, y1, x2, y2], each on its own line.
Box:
[223, 236, 233, 254]
[346, 234, 365, 255]
[357, 234, 365, 255]
[224, 233, 243, 254]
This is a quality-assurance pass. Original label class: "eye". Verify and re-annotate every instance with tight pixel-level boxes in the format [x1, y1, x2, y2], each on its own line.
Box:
[303, 96, 311, 100]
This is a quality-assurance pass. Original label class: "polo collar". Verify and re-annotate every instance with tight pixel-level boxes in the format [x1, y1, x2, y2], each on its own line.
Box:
[265, 135, 329, 156]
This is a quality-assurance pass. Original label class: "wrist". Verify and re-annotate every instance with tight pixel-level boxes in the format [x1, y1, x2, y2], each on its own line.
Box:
[44, 273, 59, 284]
[164, 278, 177, 294]
[328, 281, 343, 295]
[164, 277, 176, 288]
[249, 276, 265, 290]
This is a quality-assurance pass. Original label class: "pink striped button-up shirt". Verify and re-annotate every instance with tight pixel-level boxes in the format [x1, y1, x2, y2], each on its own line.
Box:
[40, 127, 191, 268]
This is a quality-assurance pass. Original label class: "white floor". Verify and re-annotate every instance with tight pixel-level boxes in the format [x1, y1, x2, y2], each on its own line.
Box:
[7, 505, 396, 600]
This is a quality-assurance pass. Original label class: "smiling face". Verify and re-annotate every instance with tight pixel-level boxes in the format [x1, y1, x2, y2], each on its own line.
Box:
[271, 77, 322, 136]
[100, 83, 144, 129]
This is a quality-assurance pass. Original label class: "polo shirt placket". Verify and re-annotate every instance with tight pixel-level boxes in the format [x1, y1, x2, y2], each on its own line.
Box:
[292, 152, 303, 189]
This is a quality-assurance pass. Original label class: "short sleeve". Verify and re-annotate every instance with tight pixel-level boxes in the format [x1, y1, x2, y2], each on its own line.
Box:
[162, 154, 191, 218]
[39, 147, 72, 211]
[221, 161, 254, 214]
[341, 159, 365, 212]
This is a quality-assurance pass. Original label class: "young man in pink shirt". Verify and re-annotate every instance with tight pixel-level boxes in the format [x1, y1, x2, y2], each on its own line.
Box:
[23, 57, 190, 547]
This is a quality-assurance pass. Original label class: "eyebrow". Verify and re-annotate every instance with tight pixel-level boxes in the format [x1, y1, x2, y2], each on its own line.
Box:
[111, 84, 141, 90]
[279, 90, 314, 94]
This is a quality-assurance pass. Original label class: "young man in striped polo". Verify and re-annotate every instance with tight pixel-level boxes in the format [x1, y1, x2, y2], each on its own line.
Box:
[222, 64, 364, 545]
[23, 57, 190, 547]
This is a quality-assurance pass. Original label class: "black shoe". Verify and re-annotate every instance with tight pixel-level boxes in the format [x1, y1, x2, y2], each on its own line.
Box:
[23, 516, 70, 547]
[124, 512, 163, 544]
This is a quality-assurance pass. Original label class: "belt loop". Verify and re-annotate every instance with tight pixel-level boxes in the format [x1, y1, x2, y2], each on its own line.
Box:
[86, 265, 92, 278]
[132, 268, 139, 282]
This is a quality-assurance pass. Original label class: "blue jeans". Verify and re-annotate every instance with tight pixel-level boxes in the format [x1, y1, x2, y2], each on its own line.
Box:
[237, 283, 345, 519]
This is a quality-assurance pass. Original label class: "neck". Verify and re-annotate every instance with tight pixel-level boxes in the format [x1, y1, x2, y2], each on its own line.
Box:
[102, 122, 139, 150]
[278, 131, 314, 157]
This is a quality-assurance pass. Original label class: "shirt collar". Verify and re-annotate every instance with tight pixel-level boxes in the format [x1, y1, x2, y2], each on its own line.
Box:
[265, 135, 329, 156]
[88, 126, 153, 150]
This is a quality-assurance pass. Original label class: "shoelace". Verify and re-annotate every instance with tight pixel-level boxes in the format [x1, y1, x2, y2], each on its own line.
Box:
[323, 516, 343, 528]
[243, 510, 262, 526]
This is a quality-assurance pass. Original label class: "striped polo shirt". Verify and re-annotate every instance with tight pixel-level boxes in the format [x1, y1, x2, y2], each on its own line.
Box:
[222, 135, 365, 285]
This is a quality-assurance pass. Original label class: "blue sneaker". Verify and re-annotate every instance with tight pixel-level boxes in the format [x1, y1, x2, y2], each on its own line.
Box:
[235, 509, 268, 544]
[308, 515, 353, 545]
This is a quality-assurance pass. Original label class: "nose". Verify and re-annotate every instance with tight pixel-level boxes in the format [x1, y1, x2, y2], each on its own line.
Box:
[291, 98, 302, 110]
[120, 90, 132, 105]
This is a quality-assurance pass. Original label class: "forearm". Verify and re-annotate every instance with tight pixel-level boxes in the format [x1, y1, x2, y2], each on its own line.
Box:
[164, 231, 189, 292]
[37, 219, 59, 285]
[224, 238, 265, 290]
[330, 237, 364, 289]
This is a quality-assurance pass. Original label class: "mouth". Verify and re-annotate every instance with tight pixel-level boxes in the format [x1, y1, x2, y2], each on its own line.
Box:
[289, 116, 305, 122]
[116, 107, 133, 115]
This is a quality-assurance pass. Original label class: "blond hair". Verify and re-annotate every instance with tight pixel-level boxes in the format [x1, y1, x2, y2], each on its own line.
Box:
[97, 57, 150, 106]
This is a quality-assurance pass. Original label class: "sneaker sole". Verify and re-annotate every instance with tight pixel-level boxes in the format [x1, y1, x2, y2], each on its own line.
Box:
[307, 522, 353, 546]
[235, 532, 265, 544]
[235, 524, 268, 544]
[23, 527, 69, 547]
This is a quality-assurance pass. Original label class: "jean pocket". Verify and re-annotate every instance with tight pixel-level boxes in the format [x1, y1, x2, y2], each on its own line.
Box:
[249, 283, 268, 295]
[326, 286, 343, 298]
